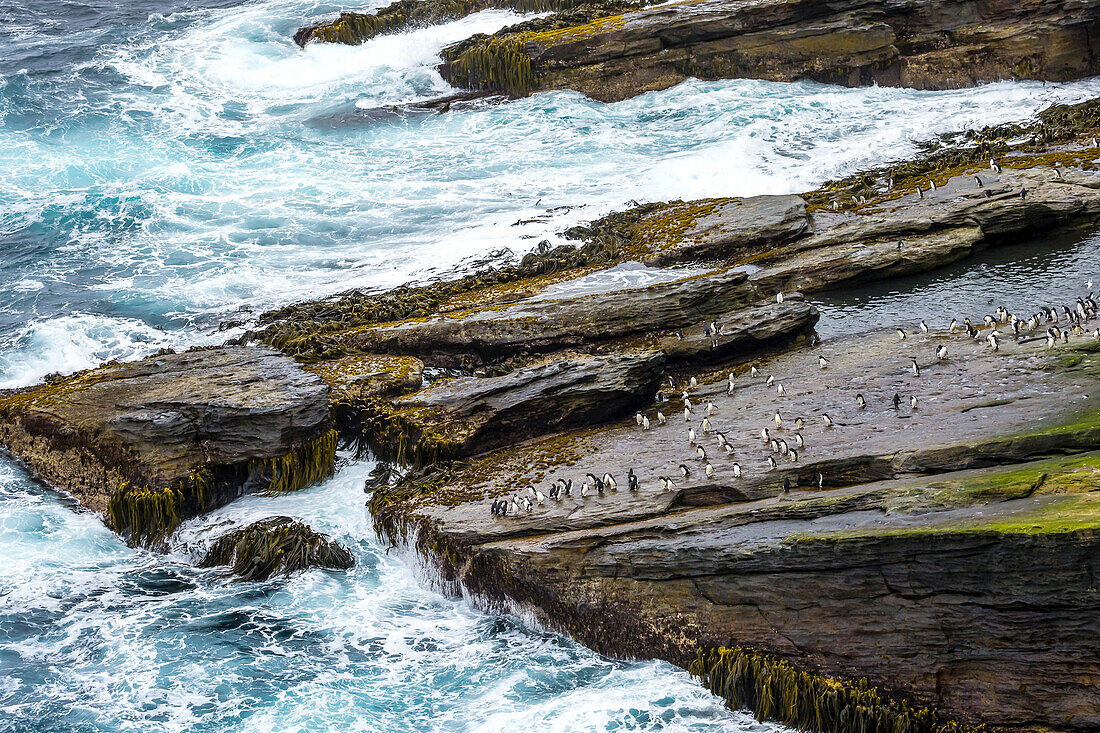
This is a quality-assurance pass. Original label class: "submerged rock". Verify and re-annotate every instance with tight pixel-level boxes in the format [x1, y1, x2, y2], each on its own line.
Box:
[440, 0, 1100, 100]
[0, 347, 334, 547]
[198, 516, 354, 582]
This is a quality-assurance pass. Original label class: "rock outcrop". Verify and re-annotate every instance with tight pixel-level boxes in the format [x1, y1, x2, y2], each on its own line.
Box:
[0, 347, 335, 547]
[371, 330, 1100, 732]
[439, 0, 1100, 100]
[198, 516, 355, 582]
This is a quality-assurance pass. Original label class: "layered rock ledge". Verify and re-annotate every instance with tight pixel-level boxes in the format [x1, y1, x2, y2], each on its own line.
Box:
[437, 0, 1100, 100]
[371, 331, 1100, 732]
[0, 347, 335, 547]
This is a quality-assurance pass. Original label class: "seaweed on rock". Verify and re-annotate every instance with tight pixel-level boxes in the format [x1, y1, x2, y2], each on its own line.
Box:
[198, 516, 354, 582]
[690, 647, 982, 733]
[107, 482, 185, 549]
[250, 428, 338, 495]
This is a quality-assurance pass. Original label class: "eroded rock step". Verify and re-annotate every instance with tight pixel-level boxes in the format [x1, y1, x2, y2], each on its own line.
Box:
[0, 347, 336, 547]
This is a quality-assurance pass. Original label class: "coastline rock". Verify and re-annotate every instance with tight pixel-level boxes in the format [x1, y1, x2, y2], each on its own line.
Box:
[198, 516, 355, 581]
[440, 0, 1100, 101]
[370, 330, 1100, 731]
[0, 347, 335, 547]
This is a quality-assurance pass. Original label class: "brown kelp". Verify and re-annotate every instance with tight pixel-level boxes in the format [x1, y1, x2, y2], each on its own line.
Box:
[198, 516, 355, 581]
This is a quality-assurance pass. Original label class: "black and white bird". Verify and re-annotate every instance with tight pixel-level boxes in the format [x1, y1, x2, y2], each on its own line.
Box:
[642, 415, 650, 430]
[705, 462, 714, 478]
[795, 417, 804, 430]
[936, 345, 948, 360]
[920, 320, 929, 333]
[766, 375, 775, 387]
[893, 393, 901, 409]
[732, 463, 742, 478]
[689, 427, 697, 444]
[949, 318, 957, 334]
[819, 355, 829, 369]
[789, 449, 798, 463]
[897, 328, 907, 340]
[782, 477, 791, 493]
[776, 291, 784, 303]
[823, 413, 833, 428]
[603, 473, 617, 491]
[657, 411, 667, 426]
[761, 427, 770, 442]
[774, 411, 783, 429]
[679, 464, 691, 479]
[795, 433, 805, 448]
[975, 176, 983, 188]
[628, 469, 639, 492]
[910, 360, 920, 377]
[910, 395, 918, 409]
[635, 412, 644, 426]
[696, 446, 708, 461]
[767, 456, 778, 470]
[701, 417, 712, 434]
[857, 393, 866, 409]
[990, 159, 1001, 173]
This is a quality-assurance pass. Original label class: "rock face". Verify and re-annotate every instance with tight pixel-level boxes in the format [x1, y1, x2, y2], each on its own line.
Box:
[341, 270, 816, 366]
[384, 351, 664, 459]
[0, 347, 335, 547]
[371, 331, 1100, 732]
[440, 0, 1100, 100]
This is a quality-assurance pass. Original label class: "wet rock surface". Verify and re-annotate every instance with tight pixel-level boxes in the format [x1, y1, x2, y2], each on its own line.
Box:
[198, 515, 355, 582]
[439, 0, 1100, 100]
[375, 328, 1100, 731]
[0, 347, 334, 545]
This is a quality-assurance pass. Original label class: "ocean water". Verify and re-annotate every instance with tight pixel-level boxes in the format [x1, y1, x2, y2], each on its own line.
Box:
[2, 0, 1100, 729]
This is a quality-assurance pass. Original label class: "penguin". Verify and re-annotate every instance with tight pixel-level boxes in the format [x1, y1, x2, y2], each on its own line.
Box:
[819, 355, 829, 369]
[628, 469, 638, 492]
[782, 477, 791, 493]
[1020, 187, 1027, 199]
[929, 179, 936, 191]
[724, 443, 735, 456]
[857, 393, 866, 409]
[795, 433, 804, 448]
[701, 417, 711, 434]
[987, 333, 999, 351]
[524, 497, 533, 513]
[603, 473, 616, 491]
[893, 393, 901, 409]
[657, 411, 667, 426]
[674, 329, 684, 340]
[580, 483, 590, 499]
[767, 456, 778, 470]
[715, 431, 728, 447]
[703, 323, 712, 338]
[642, 415, 650, 430]
[795, 417, 804, 430]
[777, 292, 784, 303]
[778, 439, 789, 455]
[910, 395, 918, 409]
[689, 376, 698, 390]
[684, 406, 692, 422]
[770, 439, 780, 454]
[911, 360, 920, 377]
[920, 320, 928, 333]
[679, 464, 691, 479]
[776, 383, 785, 397]
[897, 328, 907, 340]
[897, 239, 904, 250]
[751, 365, 759, 378]
[823, 414, 833, 428]
[682, 393, 692, 407]
[766, 375, 775, 387]
[774, 411, 783, 429]
[974, 176, 983, 188]
[635, 412, 644, 426]
[563, 479, 572, 497]
[761, 427, 770, 442]
[949, 318, 957, 334]
[696, 446, 707, 461]
[918, 186, 924, 200]
[990, 159, 1001, 173]
[535, 488, 546, 504]
[732, 463, 742, 478]
[789, 449, 798, 463]
[705, 462, 714, 478]
[727, 380, 736, 396]
[663, 476, 676, 492]
[706, 401, 717, 416]
[586, 473, 604, 493]
[689, 426, 697, 444]
[937, 345, 948, 360]
[817, 472, 824, 488]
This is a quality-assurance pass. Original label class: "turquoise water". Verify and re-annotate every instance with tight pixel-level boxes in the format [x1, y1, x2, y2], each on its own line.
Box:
[2, 0, 1100, 729]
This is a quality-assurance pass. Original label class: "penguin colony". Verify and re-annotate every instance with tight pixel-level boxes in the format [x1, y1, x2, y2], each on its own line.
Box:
[490, 282, 1100, 518]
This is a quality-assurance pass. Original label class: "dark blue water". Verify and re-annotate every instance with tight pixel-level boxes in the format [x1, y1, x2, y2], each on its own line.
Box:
[2, 1, 1100, 729]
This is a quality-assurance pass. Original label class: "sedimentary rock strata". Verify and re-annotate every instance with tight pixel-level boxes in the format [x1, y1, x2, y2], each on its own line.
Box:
[438, 0, 1100, 100]
[0, 347, 334, 547]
